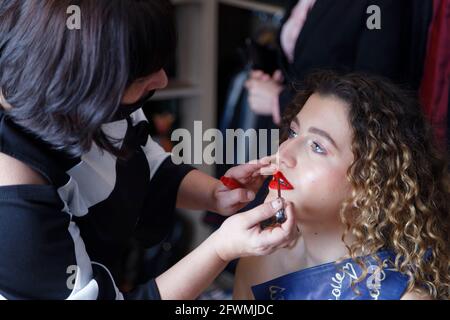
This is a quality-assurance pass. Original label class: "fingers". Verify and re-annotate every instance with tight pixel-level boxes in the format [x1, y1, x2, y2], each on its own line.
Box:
[272, 106, 281, 126]
[250, 70, 270, 80]
[231, 162, 266, 177]
[227, 160, 273, 181]
[248, 97, 273, 116]
[252, 156, 272, 166]
[245, 79, 254, 90]
[245, 80, 257, 92]
[245, 77, 277, 93]
[272, 70, 284, 83]
[241, 199, 284, 228]
[260, 154, 279, 176]
[255, 166, 276, 178]
[217, 188, 255, 209]
[259, 163, 277, 176]
[249, 156, 277, 176]
[278, 202, 296, 235]
[258, 202, 298, 248]
[253, 166, 276, 178]
[264, 154, 278, 165]
[246, 74, 266, 91]
[250, 70, 264, 79]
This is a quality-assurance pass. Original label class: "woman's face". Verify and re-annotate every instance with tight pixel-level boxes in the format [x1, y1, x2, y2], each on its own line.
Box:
[268, 93, 354, 224]
[121, 69, 168, 105]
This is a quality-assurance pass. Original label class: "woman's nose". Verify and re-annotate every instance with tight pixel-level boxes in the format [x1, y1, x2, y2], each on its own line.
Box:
[277, 139, 297, 168]
[148, 69, 168, 90]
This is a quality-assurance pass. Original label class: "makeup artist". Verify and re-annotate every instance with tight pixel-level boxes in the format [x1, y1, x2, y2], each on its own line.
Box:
[0, 0, 297, 300]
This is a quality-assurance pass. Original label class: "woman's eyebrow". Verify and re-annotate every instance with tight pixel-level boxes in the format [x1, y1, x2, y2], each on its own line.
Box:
[308, 127, 339, 150]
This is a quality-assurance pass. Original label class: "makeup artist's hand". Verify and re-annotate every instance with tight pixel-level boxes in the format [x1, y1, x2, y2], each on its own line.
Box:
[211, 199, 298, 261]
[213, 157, 278, 216]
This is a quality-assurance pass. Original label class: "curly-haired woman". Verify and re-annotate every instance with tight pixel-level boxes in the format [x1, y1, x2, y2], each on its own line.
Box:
[234, 71, 450, 300]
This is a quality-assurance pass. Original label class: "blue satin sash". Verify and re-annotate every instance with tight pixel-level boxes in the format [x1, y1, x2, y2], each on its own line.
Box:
[252, 250, 410, 300]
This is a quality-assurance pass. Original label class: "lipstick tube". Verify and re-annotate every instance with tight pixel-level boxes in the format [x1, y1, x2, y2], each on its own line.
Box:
[261, 177, 286, 229]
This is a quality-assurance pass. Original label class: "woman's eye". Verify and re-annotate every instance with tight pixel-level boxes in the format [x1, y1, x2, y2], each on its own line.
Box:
[288, 128, 298, 139]
[312, 142, 326, 155]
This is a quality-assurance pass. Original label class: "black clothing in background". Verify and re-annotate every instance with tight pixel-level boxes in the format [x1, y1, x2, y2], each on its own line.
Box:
[277, 0, 432, 114]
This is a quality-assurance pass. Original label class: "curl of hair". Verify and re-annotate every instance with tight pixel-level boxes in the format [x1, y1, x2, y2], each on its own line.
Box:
[282, 71, 450, 299]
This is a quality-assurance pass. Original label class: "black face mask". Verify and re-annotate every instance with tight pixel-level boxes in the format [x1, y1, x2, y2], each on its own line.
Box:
[111, 90, 156, 122]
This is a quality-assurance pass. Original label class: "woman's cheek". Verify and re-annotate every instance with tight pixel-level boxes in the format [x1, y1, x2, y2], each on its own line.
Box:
[282, 168, 322, 209]
[317, 168, 352, 213]
[296, 168, 347, 211]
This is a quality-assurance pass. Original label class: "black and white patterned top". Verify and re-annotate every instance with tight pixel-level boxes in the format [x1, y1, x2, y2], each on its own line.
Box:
[0, 108, 195, 300]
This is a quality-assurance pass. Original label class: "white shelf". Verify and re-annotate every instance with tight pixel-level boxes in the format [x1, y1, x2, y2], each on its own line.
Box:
[153, 80, 201, 100]
[168, 0, 219, 248]
[167, 0, 285, 249]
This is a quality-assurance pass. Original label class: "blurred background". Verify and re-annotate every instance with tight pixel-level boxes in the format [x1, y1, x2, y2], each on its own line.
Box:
[120, 0, 449, 299]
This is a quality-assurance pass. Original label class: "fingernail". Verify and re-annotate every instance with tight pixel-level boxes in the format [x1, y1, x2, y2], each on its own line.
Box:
[271, 199, 282, 209]
[260, 165, 277, 176]
[247, 191, 255, 201]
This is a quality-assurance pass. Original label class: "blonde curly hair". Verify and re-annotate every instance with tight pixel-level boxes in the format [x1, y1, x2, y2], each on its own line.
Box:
[282, 71, 450, 299]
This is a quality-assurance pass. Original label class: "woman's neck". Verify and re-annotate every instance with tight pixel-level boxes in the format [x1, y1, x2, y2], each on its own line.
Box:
[297, 219, 354, 269]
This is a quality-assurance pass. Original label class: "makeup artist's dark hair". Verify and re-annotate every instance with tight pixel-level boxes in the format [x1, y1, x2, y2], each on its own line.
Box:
[0, 0, 175, 157]
[0, 0, 18, 38]
[282, 70, 450, 299]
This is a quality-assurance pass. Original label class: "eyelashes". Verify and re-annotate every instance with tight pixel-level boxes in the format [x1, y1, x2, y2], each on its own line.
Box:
[288, 128, 298, 139]
[288, 127, 327, 155]
[312, 142, 326, 154]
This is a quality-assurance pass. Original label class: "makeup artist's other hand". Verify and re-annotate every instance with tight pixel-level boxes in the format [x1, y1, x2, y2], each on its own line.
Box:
[211, 199, 298, 261]
[214, 157, 277, 216]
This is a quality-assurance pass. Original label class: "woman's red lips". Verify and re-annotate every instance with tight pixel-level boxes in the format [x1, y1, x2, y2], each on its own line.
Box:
[269, 171, 294, 190]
